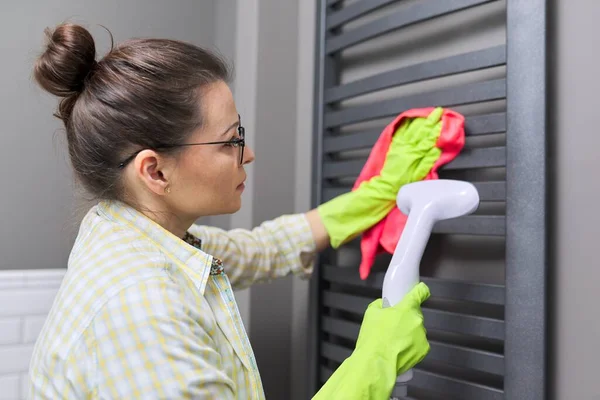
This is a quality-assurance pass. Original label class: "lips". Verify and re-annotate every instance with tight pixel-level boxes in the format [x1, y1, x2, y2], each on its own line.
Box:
[237, 173, 247, 190]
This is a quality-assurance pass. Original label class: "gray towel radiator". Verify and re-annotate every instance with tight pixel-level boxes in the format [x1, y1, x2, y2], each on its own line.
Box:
[308, 0, 549, 398]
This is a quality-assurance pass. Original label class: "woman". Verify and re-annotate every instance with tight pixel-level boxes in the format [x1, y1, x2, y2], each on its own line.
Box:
[29, 23, 432, 399]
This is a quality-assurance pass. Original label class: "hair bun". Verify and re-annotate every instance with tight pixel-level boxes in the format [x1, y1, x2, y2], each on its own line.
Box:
[34, 23, 97, 97]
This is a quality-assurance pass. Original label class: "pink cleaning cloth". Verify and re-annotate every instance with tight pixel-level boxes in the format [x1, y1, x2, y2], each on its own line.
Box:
[353, 107, 466, 280]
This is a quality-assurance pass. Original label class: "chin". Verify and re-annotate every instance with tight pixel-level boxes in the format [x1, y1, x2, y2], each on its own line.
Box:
[224, 200, 242, 214]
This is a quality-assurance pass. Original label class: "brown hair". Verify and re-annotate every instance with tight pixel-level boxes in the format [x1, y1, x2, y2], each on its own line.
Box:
[33, 23, 231, 201]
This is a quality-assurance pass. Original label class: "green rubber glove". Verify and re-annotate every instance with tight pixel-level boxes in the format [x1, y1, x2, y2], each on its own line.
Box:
[318, 108, 443, 248]
[312, 282, 431, 400]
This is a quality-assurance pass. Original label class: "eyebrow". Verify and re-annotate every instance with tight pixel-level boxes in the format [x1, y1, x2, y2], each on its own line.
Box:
[221, 120, 240, 137]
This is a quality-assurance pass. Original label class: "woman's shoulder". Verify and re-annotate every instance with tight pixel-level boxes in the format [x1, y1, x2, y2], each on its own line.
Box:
[63, 204, 175, 298]
[71, 204, 167, 265]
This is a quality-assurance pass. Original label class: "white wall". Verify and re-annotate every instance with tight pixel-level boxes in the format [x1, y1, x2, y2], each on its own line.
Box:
[0, 270, 65, 399]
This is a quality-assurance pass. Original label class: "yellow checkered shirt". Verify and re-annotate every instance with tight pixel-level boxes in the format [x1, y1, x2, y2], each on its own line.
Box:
[28, 200, 315, 399]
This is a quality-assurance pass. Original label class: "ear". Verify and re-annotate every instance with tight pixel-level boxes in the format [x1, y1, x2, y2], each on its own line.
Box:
[133, 149, 172, 195]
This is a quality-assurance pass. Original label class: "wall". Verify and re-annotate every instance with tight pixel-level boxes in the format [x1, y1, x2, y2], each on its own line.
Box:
[212, 1, 314, 397]
[551, 0, 600, 398]
[248, 0, 300, 398]
[291, 1, 318, 399]
[217, 1, 315, 397]
[0, 2, 217, 398]
[0, 0, 217, 271]
[211, 0, 254, 330]
[0, 270, 65, 400]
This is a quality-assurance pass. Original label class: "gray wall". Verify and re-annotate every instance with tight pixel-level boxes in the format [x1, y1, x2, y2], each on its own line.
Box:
[0, 0, 217, 270]
[552, 0, 600, 398]
[249, 0, 300, 398]
[218, 1, 312, 398]
[291, 1, 318, 399]
[210, 0, 238, 232]
[212, 0, 254, 330]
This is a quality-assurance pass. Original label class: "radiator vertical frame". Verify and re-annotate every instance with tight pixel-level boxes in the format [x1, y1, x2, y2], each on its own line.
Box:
[505, 0, 549, 398]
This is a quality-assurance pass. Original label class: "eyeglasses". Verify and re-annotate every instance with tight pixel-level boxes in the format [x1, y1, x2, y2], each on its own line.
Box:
[117, 115, 246, 169]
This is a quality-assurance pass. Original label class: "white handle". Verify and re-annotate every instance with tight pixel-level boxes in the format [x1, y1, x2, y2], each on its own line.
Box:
[381, 206, 432, 387]
[382, 204, 432, 306]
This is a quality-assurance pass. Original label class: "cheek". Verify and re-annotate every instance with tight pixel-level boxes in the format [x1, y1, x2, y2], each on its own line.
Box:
[181, 150, 237, 195]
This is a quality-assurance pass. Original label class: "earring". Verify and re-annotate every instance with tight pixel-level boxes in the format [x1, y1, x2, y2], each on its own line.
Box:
[165, 186, 171, 194]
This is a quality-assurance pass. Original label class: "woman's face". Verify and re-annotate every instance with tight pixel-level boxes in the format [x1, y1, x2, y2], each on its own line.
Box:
[164, 80, 254, 219]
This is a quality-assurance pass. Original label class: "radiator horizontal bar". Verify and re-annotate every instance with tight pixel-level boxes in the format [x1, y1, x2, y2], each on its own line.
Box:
[444, 147, 506, 170]
[321, 159, 369, 178]
[324, 79, 506, 128]
[425, 340, 504, 375]
[320, 185, 351, 200]
[322, 266, 505, 305]
[424, 308, 505, 340]
[322, 129, 381, 153]
[327, 0, 396, 29]
[322, 317, 360, 339]
[321, 339, 504, 376]
[322, 147, 506, 179]
[422, 276, 504, 305]
[322, 181, 506, 203]
[323, 292, 505, 340]
[322, 291, 371, 314]
[325, 46, 506, 103]
[323, 112, 507, 154]
[321, 342, 351, 363]
[409, 368, 504, 400]
[390, 393, 416, 400]
[432, 215, 506, 236]
[466, 113, 506, 135]
[321, 366, 503, 399]
[326, 0, 498, 54]
[410, 369, 504, 400]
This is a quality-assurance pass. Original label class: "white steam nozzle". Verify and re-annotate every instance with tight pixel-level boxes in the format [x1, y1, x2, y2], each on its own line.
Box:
[397, 179, 481, 222]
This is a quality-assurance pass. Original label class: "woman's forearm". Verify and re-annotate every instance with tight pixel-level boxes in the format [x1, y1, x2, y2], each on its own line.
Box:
[305, 208, 331, 253]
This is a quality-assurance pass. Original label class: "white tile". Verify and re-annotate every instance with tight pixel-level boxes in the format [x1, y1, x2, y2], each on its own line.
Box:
[0, 289, 59, 318]
[0, 319, 20, 345]
[20, 373, 29, 399]
[0, 271, 25, 290]
[22, 317, 47, 344]
[25, 270, 65, 289]
[0, 374, 19, 400]
[0, 345, 33, 375]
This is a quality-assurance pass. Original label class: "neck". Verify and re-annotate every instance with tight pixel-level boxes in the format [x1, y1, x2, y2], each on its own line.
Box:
[128, 195, 194, 239]
[147, 209, 194, 239]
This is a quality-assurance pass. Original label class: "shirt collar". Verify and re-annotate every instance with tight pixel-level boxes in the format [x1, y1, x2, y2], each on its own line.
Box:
[96, 200, 213, 294]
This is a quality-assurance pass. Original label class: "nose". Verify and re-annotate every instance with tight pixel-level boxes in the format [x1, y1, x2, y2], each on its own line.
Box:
[243, 145, 255, 165]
